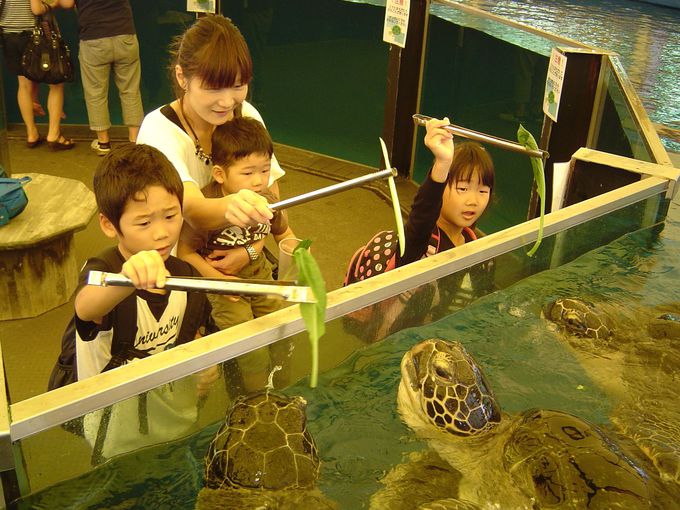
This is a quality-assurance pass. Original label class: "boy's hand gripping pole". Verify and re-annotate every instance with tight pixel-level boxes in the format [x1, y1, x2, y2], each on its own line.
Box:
[87, 271, 317, 304]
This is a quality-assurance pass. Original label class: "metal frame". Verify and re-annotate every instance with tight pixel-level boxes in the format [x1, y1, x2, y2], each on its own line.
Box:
[9, 154, 679, 442]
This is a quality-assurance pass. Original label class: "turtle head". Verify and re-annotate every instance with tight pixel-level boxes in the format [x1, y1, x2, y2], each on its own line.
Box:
[398, 339, 501, 439]
[544, 298, 613, 341]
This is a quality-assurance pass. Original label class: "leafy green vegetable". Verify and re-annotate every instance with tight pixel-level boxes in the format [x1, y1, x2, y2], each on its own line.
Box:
[517, 124, 545, 257]
[292, 240, 327, 388]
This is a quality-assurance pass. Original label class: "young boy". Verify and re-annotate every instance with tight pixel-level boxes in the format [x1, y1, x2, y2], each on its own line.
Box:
[177, 117, 295, 390]
[49, 143, 217, 459]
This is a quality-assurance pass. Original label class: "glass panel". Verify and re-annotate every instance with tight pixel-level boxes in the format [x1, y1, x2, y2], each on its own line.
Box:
[416, 7, 550, 233]
[449, 0, 680, 154]
[10, 191, 667, 505]
[240, 0, 387, 166]
[592, 60, 654, 163]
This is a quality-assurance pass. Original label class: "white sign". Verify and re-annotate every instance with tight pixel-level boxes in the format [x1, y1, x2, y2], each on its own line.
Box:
[187, 0, 215, 14]
[383, 0, 410, 48]
[543, 48, 567, 122]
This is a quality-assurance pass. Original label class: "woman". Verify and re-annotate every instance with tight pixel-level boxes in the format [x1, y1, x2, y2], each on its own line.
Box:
[0, 0, 74, 150]
[137, 15, 277, 272]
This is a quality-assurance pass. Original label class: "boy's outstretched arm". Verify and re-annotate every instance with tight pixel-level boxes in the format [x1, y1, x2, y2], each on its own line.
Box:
[75, 250, 168, 323]
[424, 117, 454, 183]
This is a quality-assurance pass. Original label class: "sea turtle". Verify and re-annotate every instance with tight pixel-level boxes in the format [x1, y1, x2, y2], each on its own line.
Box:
[370, 338, 652, 509]
[543, 297, 680, 486]
[196, 389, 337, 509]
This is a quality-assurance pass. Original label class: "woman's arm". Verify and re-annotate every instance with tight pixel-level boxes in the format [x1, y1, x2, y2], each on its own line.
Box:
[30, 0, 49, 15]
[183, 181, 273, 231]
[205, 238, 266, 275]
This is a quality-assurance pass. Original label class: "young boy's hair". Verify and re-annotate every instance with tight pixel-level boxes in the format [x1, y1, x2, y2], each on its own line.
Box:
[447, 142, 495, 192]
[211, 117, 274, 170]
[93, 143, 184, 232]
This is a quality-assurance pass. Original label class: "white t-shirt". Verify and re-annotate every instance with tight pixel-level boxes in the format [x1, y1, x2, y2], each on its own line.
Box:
[137, 100, 284, 189]
[75, 291, 188, 380]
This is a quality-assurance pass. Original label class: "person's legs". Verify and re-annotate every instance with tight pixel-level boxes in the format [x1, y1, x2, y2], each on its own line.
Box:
[46, 83, 64, 140]
[111, 34, 143, 143]
[80, 38, 113, 152]
[17, 76, 40, 143]
[45, 83, 74, 149]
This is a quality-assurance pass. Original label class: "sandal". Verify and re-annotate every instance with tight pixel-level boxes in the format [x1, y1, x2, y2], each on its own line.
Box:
[47, 135, 75, 151]
[26, 136, 45, 149]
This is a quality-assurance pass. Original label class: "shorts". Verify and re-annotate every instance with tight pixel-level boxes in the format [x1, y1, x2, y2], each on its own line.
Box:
[2, 31, 31, 76]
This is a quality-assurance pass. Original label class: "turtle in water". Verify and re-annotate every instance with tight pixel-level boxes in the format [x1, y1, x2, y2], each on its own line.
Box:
[196, 389, 337, 510]
[544, 297, 680, 486]
[370, 338, 652, 509]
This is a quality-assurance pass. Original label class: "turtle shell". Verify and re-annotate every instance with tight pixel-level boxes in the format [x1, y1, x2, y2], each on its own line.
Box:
[204, 390, 320, 490]
[544, 298, 613, 341]
[503, 409, 651, 508]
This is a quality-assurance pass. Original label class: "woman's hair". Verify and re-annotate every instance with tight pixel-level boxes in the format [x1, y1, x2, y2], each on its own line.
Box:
[94, 143, 184, 232]
[168, 15, 253, 97]
[211, 117, 273, 169]
[447, 142, 495, 191]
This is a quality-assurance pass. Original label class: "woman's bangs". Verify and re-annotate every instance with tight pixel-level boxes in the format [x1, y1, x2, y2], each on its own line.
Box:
[196, 34, 252, 89]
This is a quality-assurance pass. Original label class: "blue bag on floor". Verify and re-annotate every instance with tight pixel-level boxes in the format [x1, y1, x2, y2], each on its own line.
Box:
[0, 176, 31, 226]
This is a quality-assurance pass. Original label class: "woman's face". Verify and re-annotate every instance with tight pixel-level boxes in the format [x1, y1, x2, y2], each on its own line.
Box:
[179, 67, 249, 126]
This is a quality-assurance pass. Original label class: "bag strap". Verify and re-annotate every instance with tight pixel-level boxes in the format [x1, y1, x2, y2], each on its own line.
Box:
[0, 176, 31, 198]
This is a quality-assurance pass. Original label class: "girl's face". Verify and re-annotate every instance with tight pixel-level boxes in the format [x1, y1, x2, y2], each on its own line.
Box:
[178, 67, 249, 126]
[440, 169, 491, 230]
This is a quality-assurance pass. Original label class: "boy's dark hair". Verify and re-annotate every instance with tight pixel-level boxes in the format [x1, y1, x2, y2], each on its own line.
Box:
[211, 117, 273, 170]
[169, 15, 253, 98]
[447, 142, 495, 191]
[93, 143, 184, 232]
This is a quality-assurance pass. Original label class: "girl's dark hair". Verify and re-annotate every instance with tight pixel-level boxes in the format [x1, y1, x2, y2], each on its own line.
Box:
[168, 15, 253, 97]
[211, 117, 273, 169]
[94, 143, 184, 232]
[447, 142, 495, 191]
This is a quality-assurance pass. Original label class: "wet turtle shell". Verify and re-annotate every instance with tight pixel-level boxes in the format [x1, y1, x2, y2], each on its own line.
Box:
[543, 297, 614, 341]
[382, 338, 652, 509]
[504, 408, 651, 508]
[204, 390, 320, 491]
[544, 298, 680, 485]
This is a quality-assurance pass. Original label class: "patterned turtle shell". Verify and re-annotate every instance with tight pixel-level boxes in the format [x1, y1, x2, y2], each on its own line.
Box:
[204, 390, 320, 491]
[543, 297, 613, 341]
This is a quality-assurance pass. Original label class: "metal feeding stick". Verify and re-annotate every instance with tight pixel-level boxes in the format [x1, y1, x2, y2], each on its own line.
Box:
[269, 167, 397, 211]
[87, 271, 317, 304]
[412, 114, 549, 160]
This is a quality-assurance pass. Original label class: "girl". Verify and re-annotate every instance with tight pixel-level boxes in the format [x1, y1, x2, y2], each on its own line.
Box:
[343, 118, 495, 342]
[345, 117, 495, 284]
[398, 116, 495, 266]
[137, 15, 276, 273]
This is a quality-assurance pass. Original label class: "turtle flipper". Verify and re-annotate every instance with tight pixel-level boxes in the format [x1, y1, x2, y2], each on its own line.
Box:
[612, 397, 680, 485]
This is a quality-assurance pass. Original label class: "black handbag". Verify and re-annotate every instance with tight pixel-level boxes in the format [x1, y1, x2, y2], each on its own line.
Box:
[20, 6, 74, 84]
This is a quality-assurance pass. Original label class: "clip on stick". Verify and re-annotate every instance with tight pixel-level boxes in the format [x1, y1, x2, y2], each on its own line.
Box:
[412, 114, 549, 160]
[87, 271, 317, 304]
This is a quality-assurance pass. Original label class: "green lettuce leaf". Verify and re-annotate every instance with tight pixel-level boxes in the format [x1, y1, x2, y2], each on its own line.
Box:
[293, 240, 327, 387]
[517, 124, 545, 257]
